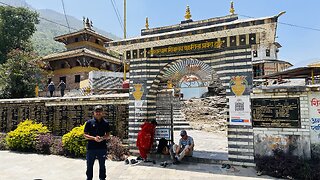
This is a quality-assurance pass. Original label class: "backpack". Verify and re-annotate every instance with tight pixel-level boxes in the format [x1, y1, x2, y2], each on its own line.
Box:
[157, 138, 168, 154]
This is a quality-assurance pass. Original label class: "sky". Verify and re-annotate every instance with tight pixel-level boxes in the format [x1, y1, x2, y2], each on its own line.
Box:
[25, 0, 320, 67]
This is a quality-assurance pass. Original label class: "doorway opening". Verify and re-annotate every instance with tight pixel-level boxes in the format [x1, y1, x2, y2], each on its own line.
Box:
[155, 59, 228, 162]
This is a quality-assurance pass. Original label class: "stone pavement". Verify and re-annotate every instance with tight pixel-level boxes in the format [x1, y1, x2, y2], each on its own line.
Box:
[0, 151, 274, 180]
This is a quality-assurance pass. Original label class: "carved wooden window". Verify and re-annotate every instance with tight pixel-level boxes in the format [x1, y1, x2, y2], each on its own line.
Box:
[132, 50, 138, 59]
[126, 51, 131, 59]
[75, 75, 80, 83]
[230, 36, 236, 46]
[60, 76, 66, 83]
[47, 78, 52, 84]
[253, 50, 258, 57]
[139, 49, 145, 58]
[266, 49, 270, 57]
[249, 33, 256, 45]
[220, 37, 227, 48]
[239, 35, 246, 46]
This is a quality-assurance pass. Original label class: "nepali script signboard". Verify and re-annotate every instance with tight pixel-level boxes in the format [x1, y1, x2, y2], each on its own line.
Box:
[251, 98, 300, 128]
[150, 39, 222, 57]
[229, 96, 251, 126]
[308, 92, 320, 144]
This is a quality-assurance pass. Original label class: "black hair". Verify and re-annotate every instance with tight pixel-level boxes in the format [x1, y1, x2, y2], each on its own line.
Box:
[157, 138, 168, 154]
[150, 119, 157, 125]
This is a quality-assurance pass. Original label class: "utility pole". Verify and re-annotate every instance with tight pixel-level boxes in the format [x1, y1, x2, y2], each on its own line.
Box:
[123, 0, 127, 80]
[124, 0, 127, 39]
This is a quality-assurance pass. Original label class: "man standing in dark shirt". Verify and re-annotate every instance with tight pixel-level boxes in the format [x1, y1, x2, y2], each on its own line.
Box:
[84, 105, 110, 180]
[57, 80, 66, 97]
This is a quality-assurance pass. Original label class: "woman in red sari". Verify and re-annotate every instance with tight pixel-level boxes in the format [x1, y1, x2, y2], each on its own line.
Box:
[136, 120, 157, 161]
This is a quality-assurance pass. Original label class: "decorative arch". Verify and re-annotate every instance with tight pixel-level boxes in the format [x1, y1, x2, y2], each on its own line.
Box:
[151, 58, 217, 93]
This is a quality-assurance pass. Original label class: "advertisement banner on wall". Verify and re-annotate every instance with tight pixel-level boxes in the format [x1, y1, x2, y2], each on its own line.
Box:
[229, 96, 251, 126]
[308, 92, 320, 144]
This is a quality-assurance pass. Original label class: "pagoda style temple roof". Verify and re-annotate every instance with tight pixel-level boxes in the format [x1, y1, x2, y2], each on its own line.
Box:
[54, 28, 113, 44]
[307, 60, 320, 67]
[41, 48, 121, 65]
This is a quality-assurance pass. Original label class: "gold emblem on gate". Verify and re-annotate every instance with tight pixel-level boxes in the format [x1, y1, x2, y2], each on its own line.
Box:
[133, 84, 143, 100]
[230, 76, 247, 96]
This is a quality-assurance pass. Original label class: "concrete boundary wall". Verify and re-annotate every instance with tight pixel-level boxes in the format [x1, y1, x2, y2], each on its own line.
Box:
[251, 86, 312, 159]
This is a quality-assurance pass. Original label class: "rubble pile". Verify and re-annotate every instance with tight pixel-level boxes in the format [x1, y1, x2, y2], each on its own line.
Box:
[181, 96, 228, 132]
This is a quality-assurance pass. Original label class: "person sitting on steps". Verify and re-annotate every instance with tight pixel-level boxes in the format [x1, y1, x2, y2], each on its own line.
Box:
[170, 130, 194, 163]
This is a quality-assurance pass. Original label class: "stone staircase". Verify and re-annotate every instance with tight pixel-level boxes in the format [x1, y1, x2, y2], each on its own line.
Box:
[172, 103, 193, 131]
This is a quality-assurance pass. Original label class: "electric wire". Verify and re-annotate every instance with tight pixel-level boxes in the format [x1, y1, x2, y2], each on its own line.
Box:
[112, 0, 123, 26]
[1, 1, 320, 35]
[0, 1, 78, 31]
[60, 0, 71, 33]
[110, 0, 124, 32]
[238, 14, 320, 32]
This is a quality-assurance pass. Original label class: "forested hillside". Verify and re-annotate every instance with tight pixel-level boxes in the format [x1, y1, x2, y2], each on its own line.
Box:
[1, 0, 119, 56]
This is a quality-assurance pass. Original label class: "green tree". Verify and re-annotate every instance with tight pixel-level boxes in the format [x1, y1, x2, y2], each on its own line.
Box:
[0, 6, 39, 63]
[0, 49, 44, 99]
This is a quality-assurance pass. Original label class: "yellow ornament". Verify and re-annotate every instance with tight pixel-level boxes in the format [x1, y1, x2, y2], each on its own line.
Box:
[133, 84, 144, 100]
[230, 76, 247, 96]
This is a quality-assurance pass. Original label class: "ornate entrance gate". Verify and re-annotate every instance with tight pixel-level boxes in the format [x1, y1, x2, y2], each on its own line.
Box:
[107, 10, 282, 166]
[161, 58, 216, 89]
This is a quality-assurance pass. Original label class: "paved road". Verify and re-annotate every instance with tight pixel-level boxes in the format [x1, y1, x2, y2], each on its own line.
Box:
[0, 151, 273, 180]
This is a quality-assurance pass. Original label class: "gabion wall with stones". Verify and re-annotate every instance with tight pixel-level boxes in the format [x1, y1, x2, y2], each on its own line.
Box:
[0, 95, 129, 139]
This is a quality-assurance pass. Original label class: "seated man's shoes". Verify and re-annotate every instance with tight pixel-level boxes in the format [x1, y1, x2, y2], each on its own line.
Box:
[130, 159, 138, 164]
[172, 155, 180, 164]
[124, 159, 129, 165]
[175, 155, 180, 161]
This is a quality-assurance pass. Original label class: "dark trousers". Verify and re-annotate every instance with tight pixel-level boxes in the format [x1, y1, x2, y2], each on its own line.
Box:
[86, 149, 107, 180]
[60, 90, 64, 97]
[49, 91, 53, 97]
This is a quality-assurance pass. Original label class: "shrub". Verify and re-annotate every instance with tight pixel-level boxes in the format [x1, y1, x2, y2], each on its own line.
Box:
[62, 124, 86, 157]
[35, 133, 54, 154]
[0, 133, 8, 150]
[107, 136, 129, 161]
[5, 120, 49, 152]
[50, 137, 64, 156]
[256, 148, 320, 180]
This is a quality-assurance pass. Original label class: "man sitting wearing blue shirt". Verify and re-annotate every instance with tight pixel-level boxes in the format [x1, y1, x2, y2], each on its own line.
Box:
[84, 105, 110, 180]
[170, 130, 194, 163]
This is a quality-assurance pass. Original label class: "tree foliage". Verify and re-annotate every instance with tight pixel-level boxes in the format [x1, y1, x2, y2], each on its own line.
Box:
[0, 6, 39, 63]
[0, 49, 44, 99]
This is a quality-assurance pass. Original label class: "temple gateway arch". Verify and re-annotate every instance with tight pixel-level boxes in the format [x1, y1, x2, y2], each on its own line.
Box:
[107, 11, 285, 166]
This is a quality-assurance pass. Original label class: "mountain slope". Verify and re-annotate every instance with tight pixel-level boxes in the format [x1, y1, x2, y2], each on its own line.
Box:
[1, 0, 120, 56]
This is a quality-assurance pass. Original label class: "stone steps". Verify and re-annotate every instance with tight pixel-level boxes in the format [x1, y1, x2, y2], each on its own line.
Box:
[172, 109, 192, 131]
